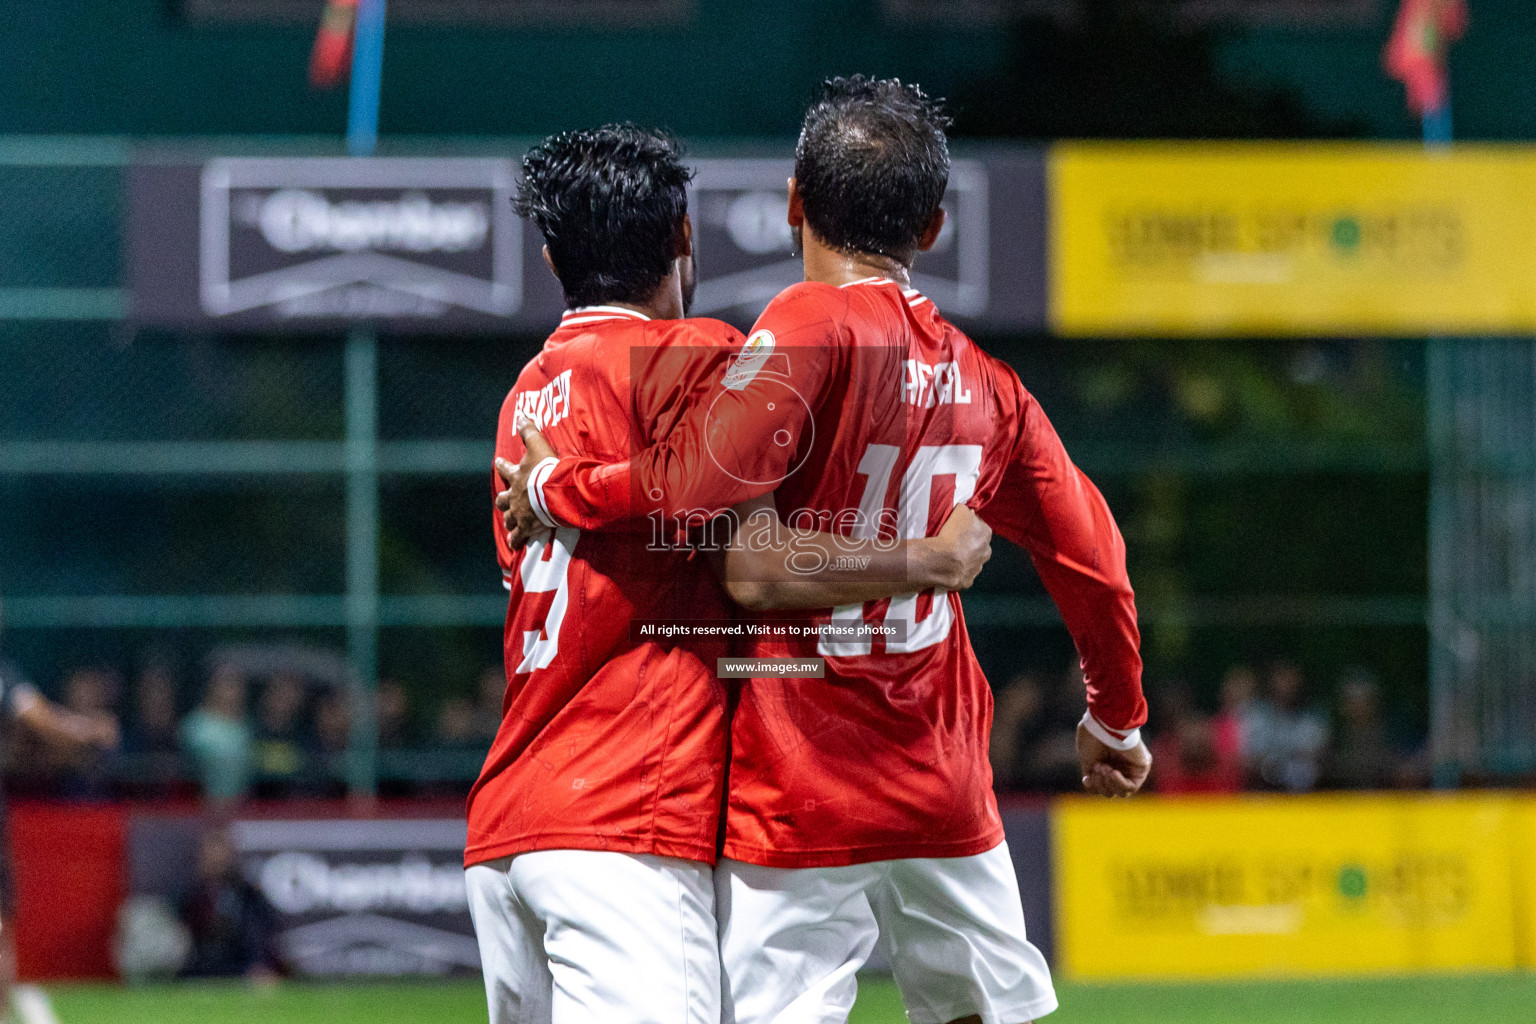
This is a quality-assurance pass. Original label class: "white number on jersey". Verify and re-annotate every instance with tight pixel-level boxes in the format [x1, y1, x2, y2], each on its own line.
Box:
[516, 526, 580, 674]
[819, 444, 982, 657]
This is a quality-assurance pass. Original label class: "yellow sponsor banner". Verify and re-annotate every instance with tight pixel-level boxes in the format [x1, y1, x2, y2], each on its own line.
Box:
[1050, 143, 1536, 335]
[1517, 798, 1536, 969]
[1054, 794, 1520, 980]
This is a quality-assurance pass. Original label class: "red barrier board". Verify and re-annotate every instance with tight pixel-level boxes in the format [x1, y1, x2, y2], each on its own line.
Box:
[11, 802, 127, 980]
[8, 799, 469, 981]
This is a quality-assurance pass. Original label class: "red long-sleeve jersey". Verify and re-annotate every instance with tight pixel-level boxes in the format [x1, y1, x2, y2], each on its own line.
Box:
[531, 281, 1146, 867]
[464, 307, 744, 869]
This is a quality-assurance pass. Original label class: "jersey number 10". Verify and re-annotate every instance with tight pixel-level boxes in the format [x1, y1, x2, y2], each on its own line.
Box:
[820, 443, 983, 658]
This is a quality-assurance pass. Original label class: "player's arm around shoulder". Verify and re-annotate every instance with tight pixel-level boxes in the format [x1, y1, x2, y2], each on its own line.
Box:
[716, 496, 993, 611]
[492, 317, 745, 543]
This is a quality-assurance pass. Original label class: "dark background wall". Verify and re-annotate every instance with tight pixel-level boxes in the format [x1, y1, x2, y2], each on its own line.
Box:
[3, 1, 1532, 140]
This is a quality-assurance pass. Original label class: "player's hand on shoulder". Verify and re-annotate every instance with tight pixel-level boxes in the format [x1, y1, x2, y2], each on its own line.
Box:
[495, 417, 559, 548]
[517, 416, 557, 463]
[493, 457, 538, 548]
[918, 503, 993, 591]
[1075, 720, 1152, 798]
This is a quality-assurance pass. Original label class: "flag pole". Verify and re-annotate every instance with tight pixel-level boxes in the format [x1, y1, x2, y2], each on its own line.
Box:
[347, 0, 387, 157]
[1424, 70, 1453, 787]
[1422, 91, 1453, 149]
[344, 0, 385, 801]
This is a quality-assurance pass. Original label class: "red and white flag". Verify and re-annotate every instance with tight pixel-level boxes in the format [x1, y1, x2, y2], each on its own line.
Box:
[1384, 0, 1468, 115]
[310, 0, 360, 89]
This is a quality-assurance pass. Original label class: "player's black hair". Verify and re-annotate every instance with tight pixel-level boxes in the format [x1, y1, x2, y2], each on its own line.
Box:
[794, 76, 952, 266]
[514, 125, 693, 309]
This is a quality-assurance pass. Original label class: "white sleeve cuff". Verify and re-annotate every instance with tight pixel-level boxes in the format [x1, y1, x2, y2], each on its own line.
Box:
[526, 456, 561, 529]
[1081, 710, 1142, 751]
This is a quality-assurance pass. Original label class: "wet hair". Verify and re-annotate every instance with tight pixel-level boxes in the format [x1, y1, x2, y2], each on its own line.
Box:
[514, 125, 693, 308]
[794, 76, 952, 266]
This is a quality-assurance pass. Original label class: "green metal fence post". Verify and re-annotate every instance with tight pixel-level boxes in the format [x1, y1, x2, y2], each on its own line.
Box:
[343, 0, 387, 800]
[345, 326, 381, 798]
[1426, 337, 1459, 787]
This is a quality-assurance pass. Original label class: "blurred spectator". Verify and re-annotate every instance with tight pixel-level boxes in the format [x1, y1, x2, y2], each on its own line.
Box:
[306, 690, 352, 796]
[53, 667, 122, 799]
[990, 673, 1045, 789]
[436, 696, 481, 749]
[472, 666, 506, 744]
[989, 667, 1088, 793]
[121, 662, 185, 796]
[1149, 685, 1241, 795]
[180, 666, 252, 805]
[253, 672, 309, 799]
[1324, 669, 1400, 790]
[377, 679, 416, 749]
[1212, 665, 1257, 770]
[1245, 662, 1330, 792]
[989, 673, 1077, 791]
[178, 828, 280, 980]
[1029, 666, 1096, 792]
[64, 666, 118, 716]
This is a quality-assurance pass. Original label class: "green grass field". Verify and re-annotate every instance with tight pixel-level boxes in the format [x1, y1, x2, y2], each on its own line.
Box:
[40, 974, 1536, 1024]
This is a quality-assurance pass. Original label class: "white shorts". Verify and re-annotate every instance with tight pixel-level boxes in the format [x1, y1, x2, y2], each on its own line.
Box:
[717, 842, 1056, 1024]
[466, 849, 720, 1024]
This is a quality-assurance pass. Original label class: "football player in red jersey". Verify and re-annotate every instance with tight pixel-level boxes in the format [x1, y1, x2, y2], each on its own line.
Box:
[465, 125, 995, 1024]
[500, 82, 1150, 1024]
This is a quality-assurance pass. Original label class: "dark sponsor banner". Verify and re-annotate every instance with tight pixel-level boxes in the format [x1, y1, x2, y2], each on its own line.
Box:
[688, 158, 993, 322]
[687, 153, 1049, 331]
[972, 151, 1049, 332]
[231, 818, 478, 978]
[637, 152, 1047, 331]
[129, 157, 523, 332]
[999, 800, 1055, 966]
[128, 150, 1048, 334]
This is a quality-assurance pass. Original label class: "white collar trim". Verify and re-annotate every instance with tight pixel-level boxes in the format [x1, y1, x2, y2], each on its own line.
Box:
[836, 276, 932, 308]
[561, 305, 651, 325]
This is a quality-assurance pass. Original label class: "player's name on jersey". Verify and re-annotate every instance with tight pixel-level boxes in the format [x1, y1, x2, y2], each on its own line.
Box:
[902, 358, 972, 407]
[631, 619, 907, 644]
[513, 370, 573, 432]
